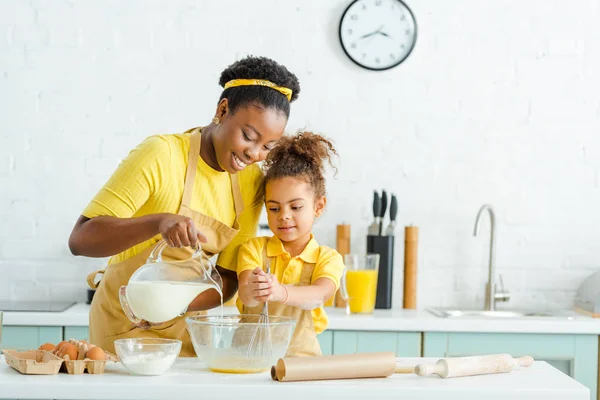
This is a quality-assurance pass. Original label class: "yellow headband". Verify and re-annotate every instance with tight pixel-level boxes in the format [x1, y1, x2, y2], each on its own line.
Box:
[223, 79, 292, 101]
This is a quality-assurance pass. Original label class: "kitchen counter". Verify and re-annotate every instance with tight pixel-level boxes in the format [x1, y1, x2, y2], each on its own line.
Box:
[0, 356, 589, 400]
[3, 303, 600, 334]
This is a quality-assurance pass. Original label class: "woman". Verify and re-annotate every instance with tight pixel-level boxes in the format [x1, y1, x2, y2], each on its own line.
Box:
[68, 56, 301, 356]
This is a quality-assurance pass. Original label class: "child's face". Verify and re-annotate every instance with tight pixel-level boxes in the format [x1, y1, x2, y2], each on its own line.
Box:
[265, 177, 326, 244]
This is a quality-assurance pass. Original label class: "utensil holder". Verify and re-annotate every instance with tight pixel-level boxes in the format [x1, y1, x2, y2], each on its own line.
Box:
[367, 235, 394, 309]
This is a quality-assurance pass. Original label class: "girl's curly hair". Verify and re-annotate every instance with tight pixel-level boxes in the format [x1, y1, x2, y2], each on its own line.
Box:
[262, 131, 338, 198]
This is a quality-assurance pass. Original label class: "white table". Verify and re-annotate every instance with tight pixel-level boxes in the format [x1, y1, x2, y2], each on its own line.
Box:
[0, 356, 590, 400]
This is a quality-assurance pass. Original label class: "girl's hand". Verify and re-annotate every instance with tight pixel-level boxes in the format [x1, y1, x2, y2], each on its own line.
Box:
[248, 267, 287, 303]
[157, 213, 208, 248]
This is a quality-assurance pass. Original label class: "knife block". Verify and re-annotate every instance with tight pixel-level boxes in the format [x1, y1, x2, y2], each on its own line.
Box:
[367, 235, 394, 309]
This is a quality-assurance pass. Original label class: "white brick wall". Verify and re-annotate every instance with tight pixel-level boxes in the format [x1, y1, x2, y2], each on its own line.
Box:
[1, 0, 600, 310]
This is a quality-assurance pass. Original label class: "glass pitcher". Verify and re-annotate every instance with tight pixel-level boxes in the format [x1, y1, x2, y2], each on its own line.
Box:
[119, 240, 223, 324]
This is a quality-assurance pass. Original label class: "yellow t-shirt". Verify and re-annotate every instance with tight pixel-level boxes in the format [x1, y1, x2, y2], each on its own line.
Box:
[82, 130, 263, 271]
[236, 234, 344, 334]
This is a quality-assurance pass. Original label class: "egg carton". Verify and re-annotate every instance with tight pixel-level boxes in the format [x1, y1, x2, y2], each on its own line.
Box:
[1, 349, 63, 375]
[58, 339, 118, 375]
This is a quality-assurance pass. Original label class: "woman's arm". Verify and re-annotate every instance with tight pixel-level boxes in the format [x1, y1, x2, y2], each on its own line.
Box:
[68, 213, 208, 258]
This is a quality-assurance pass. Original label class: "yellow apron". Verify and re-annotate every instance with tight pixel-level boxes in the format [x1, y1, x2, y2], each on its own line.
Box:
[86, 128, 244, 357]
[242, 247, 322, 357]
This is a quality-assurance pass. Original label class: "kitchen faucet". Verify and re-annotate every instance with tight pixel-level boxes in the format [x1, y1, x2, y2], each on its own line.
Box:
[473, 204, 510, 311]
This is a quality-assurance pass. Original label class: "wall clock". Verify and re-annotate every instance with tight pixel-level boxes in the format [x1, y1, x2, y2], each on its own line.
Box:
[339, 0, 417, 71]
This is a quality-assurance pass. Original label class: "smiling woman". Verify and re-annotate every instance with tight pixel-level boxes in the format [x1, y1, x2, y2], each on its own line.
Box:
[67, 56, 300, 357]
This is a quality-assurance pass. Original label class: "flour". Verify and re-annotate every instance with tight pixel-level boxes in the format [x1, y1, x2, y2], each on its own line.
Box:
[121, 352, 177, 375]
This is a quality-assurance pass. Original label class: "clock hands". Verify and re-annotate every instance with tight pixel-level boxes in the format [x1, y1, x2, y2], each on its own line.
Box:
[358, 25, 384, 40]
[358, 25, 392, 41]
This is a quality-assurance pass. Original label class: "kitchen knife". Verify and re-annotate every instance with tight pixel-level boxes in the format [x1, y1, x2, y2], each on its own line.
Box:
[379, 190, 387, 235]
[368, 191, 381, 236]
[385, 194, 397, 236]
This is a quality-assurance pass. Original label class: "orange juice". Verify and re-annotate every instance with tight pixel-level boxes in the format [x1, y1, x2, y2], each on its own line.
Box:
[346, 270, 378, 313]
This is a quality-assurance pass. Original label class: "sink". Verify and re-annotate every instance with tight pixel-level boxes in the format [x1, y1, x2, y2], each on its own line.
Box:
[427, 307, 578, 320]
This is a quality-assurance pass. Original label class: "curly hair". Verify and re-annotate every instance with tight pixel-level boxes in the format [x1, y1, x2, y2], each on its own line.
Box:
[218, 56, 301, 118]
[262, 132, 338, 198]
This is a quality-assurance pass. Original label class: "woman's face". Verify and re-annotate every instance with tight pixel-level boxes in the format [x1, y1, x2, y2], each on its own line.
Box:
[213, 101, 287, 174]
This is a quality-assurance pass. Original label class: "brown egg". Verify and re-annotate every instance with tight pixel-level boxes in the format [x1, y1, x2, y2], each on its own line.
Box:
[39, 343, 55, 351]
[60, 343, 79, 361]
[52, 341, 68, 355]
[86, 346, 106, 361]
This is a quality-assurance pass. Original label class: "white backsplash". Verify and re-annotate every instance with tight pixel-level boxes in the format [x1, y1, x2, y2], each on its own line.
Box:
[1, 0, 600, 310]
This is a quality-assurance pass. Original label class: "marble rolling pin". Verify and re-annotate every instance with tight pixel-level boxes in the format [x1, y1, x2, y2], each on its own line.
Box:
[271, 352, 413, 382]
[414, 354, 534, 378]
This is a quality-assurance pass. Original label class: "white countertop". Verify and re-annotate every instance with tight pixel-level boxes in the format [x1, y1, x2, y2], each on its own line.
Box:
[4, 303, 600, 334]
[0, 356, 589, 400]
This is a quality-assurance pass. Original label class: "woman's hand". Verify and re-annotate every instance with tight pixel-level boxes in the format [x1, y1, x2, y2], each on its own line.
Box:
[157, 213, 208, 248]
[248, 267, 287, 303]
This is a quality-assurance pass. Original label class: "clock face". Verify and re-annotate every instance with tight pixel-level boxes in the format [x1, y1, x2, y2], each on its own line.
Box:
[339, 0, 417, 71]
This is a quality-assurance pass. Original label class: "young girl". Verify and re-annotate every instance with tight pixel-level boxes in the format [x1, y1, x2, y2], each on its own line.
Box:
[236, 132, 344, 357]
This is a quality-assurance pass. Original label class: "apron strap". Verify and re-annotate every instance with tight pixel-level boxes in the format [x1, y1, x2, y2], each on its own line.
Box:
[181, 129, 202, 208]
[181, 127, 245, 220]
[261, 244, 271, 272]
[86, 270, 105, 290]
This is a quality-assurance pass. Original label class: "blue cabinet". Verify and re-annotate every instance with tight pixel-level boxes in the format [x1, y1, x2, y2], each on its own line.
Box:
[0, 326, 62, 350]
[424, 332, 597, 400]
[63, 326, 89, 341]
[330, 331, 421, 357]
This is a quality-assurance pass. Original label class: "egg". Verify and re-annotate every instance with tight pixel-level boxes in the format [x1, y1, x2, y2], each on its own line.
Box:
[60, 343, 79, 361]
[38, 343, 55, 351]
[86, 346, 106, 361]
[52, 341, 68, 355]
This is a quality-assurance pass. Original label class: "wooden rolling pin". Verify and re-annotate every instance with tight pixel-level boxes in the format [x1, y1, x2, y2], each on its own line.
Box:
[414, 354, 534, 378]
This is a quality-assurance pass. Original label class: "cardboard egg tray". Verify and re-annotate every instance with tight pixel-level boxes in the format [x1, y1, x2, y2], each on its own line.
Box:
[2, 344, 118, 375]
[2, 349, 63, 375]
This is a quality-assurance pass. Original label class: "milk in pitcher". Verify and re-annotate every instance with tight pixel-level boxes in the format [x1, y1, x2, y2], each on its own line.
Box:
[126, 281, 214, 323]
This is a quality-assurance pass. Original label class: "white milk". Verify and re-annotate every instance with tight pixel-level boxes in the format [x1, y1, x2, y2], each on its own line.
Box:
[126, 281, 214, 323]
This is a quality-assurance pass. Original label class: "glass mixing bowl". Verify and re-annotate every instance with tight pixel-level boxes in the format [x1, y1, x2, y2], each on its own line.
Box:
[114, 338, 181, 376]
[186, 314, 296, 374]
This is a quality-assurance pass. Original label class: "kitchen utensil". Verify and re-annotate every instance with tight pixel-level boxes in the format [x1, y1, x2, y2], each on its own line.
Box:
[367, 191, 381, 236]
[385, 194, 397, 236]
[186, 314, 295, 373]
[114, 338, 181, 376]
[414, 354, 534, 378]
[118, 240, 223, 324]
[247, 262, 272, 359]
[379, 190, 388, 235]
[270, 352, 534, 382]
[271, 352, 411, 382]
[332, 224, 351, 309]
[403, 225, 419, 309]
[342, 254, 380, 314]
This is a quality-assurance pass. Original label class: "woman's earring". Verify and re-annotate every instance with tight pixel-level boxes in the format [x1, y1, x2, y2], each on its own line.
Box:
[212, 117, 220, 125]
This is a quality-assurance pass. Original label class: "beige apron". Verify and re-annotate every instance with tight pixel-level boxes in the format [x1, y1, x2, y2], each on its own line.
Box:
[242, 247, 322, 357]
[86, 128, 244, 357]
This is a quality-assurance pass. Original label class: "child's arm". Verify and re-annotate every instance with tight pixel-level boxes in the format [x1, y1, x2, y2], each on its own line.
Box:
[238, 268, 264, 308]
[249, 269, 337, 310]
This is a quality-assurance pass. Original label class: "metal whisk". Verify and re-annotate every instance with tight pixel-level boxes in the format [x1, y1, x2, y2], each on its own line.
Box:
[247, 263, 272, 361]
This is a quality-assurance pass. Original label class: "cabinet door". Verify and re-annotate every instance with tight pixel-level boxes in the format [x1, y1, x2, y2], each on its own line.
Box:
[63, 326, 89, 341]
[332, 331, 421, 356]
[423, 332, 597, 400]
[0, 326, 62, 350]
[317, 331, 333, 355]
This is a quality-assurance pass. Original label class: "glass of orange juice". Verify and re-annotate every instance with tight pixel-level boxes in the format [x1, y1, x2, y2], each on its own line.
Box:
[342, 254, 380, 314]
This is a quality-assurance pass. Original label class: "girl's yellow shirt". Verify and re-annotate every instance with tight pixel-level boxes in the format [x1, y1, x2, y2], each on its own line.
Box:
[82, 130, 263, 271]
[236, 234, 345, 333]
